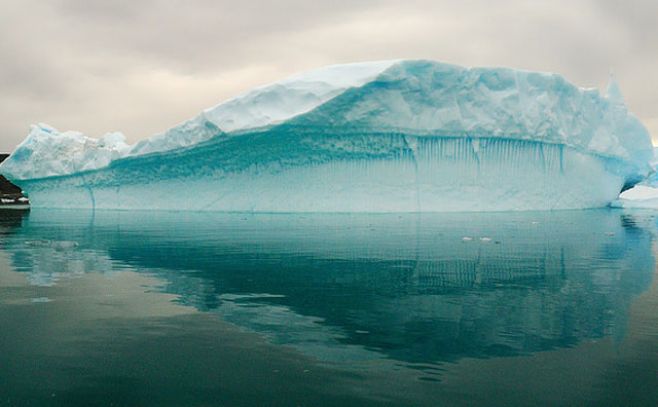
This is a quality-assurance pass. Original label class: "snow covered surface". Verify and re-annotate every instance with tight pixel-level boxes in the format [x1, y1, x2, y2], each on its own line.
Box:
[202, 60, 398, 133]
[0, 60, 654, 212]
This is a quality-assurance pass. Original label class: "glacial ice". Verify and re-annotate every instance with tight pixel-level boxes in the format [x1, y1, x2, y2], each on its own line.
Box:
[0, 60, 653, 212]
[611, 185, 658, 209]
[3, 123, 130, 180]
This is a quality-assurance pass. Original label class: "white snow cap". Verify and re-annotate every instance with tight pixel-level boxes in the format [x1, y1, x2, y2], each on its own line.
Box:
[202, 60, 398, 133]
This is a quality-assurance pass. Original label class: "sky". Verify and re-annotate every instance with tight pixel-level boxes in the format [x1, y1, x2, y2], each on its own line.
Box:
[1, 0, 657, 152]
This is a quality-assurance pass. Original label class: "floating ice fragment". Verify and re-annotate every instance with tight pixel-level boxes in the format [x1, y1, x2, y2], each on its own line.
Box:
[611, 185, 658, 209]
[25, 240, 79, 250]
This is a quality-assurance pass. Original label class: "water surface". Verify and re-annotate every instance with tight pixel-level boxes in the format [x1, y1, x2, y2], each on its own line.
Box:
[1, 209, 657, 406]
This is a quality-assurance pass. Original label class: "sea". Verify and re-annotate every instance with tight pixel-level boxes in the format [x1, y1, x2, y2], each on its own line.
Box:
[1, 208, 657, 406]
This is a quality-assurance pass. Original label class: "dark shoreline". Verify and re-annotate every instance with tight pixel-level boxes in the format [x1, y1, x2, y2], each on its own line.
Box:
[0, 153, 29, 209]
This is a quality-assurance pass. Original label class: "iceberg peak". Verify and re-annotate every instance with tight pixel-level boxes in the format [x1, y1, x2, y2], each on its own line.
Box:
[605, 71, 625, 106]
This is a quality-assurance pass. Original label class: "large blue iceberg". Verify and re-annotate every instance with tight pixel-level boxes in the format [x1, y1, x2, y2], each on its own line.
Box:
[1, 60, 653, 212]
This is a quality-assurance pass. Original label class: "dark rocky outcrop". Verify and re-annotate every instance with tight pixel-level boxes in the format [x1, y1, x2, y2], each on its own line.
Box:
[0, 154, 26, 200]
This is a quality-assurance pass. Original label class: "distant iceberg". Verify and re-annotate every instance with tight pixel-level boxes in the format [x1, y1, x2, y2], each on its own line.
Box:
[0, 60, 653, 212]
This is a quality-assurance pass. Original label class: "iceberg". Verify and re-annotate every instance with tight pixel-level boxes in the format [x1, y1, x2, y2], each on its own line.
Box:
[0, 60, 653, 212]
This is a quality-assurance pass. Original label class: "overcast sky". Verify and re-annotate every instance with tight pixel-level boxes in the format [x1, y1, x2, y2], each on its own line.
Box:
[1, 0, 656, 152]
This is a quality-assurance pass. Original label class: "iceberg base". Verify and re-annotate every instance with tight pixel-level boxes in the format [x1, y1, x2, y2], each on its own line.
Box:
[16, 137, 629, 212]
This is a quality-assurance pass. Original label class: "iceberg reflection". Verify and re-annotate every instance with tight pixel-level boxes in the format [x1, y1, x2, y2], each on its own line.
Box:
[1, 209, 654, 366]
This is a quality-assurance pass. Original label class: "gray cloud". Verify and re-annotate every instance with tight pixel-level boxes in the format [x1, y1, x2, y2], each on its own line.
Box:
[0, 0, 657, 152]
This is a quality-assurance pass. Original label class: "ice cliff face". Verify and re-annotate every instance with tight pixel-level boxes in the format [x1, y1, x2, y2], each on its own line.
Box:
[0, 60, 653, 212]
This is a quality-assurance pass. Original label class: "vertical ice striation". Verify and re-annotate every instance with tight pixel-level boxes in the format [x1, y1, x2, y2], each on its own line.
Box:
[0, 60, 653, 212]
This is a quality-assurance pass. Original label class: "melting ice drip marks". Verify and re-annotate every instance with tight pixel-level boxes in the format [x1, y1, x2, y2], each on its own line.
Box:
[15, 132, 635, 211]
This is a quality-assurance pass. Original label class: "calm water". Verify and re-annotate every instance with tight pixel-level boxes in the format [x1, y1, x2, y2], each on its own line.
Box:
[0, 209, 657, 406]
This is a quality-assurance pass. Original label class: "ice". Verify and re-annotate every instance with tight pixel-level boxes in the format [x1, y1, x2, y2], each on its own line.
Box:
[1, 123, 130, 180]
[201, 60, 399, 133]
[613, 147, 658, 209]
[128, 62, 397, 157]
[611, 185, 658, 209]
[3, 61, 398, 178]
[0, 60, 653, 212]
[128, 114, 222, 158]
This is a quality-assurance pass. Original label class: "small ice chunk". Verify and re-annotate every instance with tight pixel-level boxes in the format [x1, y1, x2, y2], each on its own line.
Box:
[25, 240, 78, 250]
